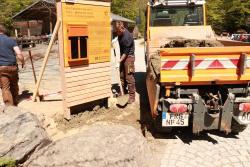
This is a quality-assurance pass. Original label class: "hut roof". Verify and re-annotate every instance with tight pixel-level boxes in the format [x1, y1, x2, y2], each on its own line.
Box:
[13, 0, 135, 24]
[12, 0, 56, 21]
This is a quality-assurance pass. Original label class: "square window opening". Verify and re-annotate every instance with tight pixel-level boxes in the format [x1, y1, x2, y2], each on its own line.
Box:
[69, 37, 79, 59]
[80, 36, 88, 59]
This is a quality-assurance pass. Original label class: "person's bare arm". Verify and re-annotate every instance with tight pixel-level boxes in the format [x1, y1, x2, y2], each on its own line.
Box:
[13, 46, 24, 68]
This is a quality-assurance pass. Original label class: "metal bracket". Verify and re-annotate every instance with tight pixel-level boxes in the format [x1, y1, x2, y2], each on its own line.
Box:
[247, 82, 250, 96]
[189, 54, 195, 78]
[235, 97, 250, 103]
[164, 98, 193, 104]
[192, 94, 206, 134]
[220, 93, 235, 134]
[239, 53, 247, 76]
[192, 93, 199, 103]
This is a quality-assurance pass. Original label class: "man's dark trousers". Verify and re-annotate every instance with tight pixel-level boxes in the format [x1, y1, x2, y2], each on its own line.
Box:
[120, 56, 136, 103]
[0, 66, 19, 106]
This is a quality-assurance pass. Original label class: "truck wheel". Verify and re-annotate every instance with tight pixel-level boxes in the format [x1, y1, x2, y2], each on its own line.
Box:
[231, 119, 247, 133]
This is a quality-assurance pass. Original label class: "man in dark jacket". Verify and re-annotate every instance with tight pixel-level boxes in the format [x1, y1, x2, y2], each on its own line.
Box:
[115, 21, 136, 104]
[0, 24, 24, 106]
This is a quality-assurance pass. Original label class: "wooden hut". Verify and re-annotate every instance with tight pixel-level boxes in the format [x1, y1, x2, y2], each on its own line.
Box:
[56, 0, 112, 119]
[12, 0, 56, 37]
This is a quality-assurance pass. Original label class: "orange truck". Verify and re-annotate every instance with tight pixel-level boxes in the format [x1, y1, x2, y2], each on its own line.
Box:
[145, 0, 250, 134]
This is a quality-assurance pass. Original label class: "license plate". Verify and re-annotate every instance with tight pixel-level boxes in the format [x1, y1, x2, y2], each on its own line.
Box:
[162, 112, 189, 127]
[235, 112, 250, 124]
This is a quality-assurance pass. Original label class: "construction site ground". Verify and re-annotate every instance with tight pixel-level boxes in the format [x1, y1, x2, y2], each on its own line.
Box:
[2, 39, 250, 167]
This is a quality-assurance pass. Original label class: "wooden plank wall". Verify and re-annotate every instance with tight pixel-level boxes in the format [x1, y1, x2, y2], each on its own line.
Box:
[64, 62, 111, 107]
[61, 2, 111, 66]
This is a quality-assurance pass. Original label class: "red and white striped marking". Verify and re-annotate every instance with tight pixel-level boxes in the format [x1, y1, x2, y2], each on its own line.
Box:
[161, 58, 250, 70]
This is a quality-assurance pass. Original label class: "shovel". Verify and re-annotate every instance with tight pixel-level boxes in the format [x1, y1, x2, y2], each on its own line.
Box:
[113, 47, 128, 107]
[28, 50, 43, 101]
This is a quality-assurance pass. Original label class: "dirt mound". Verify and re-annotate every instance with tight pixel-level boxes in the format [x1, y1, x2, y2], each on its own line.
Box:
[148, 53, 161, 82]
[55, 106, 141, 133]
[162, 39, 224, 48]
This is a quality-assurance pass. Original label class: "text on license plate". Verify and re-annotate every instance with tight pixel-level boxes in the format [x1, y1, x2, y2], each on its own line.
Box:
[162, 112, 189, 127]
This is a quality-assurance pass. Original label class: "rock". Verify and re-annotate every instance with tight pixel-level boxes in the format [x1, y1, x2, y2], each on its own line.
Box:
[93, 105, 101, 111]
[0, 107, 51, 164]
[26, 124, 154, 167]
[108, 97, 118, 108]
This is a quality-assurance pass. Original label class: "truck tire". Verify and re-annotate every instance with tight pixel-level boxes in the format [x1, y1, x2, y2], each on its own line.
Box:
[231, 119, 247, 133]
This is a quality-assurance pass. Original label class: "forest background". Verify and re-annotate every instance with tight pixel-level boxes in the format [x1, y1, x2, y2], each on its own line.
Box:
[0, 0, 249, 34]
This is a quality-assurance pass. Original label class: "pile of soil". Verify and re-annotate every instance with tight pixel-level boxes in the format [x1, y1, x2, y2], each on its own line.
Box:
[148, 39, 224, 81]
[55, 106, 141, 133]
[161, 39, 224, 48]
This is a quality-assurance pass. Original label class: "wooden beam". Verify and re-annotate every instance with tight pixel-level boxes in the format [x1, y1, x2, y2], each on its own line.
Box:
[32, 19, 61, 102]
[56, 1, 71, 120]
[29, 50, 42, 102]
[27, 21, 31, 38]
[15, 29, 18, 38]
[49, 9, 52, 34]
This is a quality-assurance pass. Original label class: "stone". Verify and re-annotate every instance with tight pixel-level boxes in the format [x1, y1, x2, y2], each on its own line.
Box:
[0, 107, 51, 164]
[26, 124, 154, 167]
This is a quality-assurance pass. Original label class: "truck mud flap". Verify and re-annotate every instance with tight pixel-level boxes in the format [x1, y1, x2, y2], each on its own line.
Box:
[193, 94, 234, 134]
[193, 94, 206, 134]
[219, 93, 234, 134]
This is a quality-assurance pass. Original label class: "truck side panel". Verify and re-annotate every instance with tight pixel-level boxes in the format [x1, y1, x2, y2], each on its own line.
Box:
[160, 47, 250, 84]
[146, 74, 160, 118]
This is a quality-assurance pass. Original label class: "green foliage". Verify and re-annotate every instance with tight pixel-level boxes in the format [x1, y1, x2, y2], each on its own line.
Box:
[111, 0, 148, 32]
[0, 0, 33, 34]
[0, 158, 16, 167]
[112, 0, 250, 34]
[207, 0, 250, 33]
[111, 0, 137, 22]
[0, 0, 249, 34]
[223, 0, 250, 32]
[206, 0, 225, 32]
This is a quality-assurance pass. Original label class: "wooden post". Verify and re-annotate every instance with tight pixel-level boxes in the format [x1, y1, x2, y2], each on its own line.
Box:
[28, 50, 37, 82]
[15, 29, 18, 38]
[27, 21, 31, 38]
[50, 22, 53, 35]
[56, 2, 71, 120]
[49, 9, 53, 34]
[29, 50, 42, 102]
[32, 19, 61, 102]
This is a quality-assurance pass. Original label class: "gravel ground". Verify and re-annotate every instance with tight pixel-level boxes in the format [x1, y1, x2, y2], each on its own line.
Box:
[19, 44, 61, 95]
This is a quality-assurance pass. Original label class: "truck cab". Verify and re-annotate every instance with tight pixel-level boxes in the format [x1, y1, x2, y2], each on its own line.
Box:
[150, 1, 205, 27]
